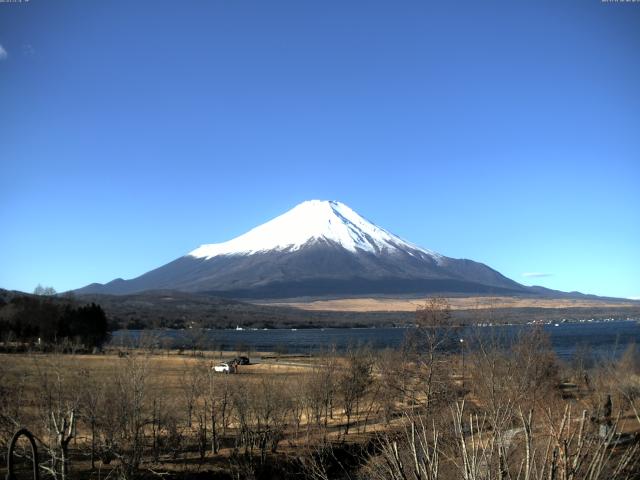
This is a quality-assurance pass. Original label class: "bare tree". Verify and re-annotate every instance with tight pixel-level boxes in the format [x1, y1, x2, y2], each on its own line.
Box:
[0, 359, 26, 450]
[179, 359, 206, 428]
[376, 348, 408, 424]
[288, 373, 307, 442]
[251, 377, 291, 462]
[208, 366, 233, 454]
[34, 284, 57, 296]
[77, 367, 104, 470]
[33, 352, 80, 480]
[303, 348, 338, 442]
[100, 352, 152, 479]
[408, 297, 457, 411]
[366, 400, 640, 480]
[337, 345, 373, 436]
[605, 343, 640, 427]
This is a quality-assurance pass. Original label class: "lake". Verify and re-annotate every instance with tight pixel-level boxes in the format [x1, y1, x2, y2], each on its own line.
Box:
[111, 319, 640, 361]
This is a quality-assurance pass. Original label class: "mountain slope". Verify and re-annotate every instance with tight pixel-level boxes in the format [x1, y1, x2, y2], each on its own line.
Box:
[76, 200, 528, 298]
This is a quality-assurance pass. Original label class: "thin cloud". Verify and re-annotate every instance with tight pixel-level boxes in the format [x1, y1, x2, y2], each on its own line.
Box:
[0, 45, 7, 61]
[522, 272, 554, 278]
[22, 44, 35, 56]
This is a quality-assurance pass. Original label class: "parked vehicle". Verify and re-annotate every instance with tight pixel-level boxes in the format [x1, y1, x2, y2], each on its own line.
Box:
[213, 362, 232, 373]
[235, 356, 250, 365]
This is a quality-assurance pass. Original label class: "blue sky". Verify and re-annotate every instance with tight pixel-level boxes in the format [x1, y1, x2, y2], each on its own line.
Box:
[1, 0, 638, 299]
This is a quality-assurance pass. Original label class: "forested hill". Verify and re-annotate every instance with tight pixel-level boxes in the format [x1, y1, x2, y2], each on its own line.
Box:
[2, 289, 638, 334]
[0, 288, 109, 348]
[73, 290, 411, 329]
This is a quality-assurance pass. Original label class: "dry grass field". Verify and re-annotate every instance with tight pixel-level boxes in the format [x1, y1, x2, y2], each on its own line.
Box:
[1, 326, 639, 479]
[258, 295, 640, 312]
[0, 350, 319, 399]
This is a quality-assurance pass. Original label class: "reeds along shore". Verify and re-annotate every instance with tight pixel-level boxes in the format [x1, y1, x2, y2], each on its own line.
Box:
[1, 312, 639, 479]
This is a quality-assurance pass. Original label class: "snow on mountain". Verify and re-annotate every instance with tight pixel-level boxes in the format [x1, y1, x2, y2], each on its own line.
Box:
[188, 200, 443, 260]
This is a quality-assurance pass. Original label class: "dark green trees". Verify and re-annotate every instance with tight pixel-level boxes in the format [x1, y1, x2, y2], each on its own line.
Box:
[0, 295, 109, 348]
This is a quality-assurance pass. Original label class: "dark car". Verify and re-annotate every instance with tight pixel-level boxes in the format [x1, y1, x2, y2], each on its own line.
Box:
[235, 356, 250, 365]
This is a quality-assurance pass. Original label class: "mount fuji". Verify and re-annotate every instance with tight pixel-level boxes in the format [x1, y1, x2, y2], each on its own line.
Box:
[76, 200, 528, 298]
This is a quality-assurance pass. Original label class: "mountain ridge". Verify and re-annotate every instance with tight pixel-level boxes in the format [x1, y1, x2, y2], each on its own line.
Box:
[76, 200, 563, 299]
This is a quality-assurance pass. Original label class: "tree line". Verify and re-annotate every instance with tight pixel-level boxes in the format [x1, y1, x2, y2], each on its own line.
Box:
[0, 292, 109, 349]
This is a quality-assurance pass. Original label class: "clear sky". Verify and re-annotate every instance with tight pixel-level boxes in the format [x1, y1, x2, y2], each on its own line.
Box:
[1, 0, 638, 299]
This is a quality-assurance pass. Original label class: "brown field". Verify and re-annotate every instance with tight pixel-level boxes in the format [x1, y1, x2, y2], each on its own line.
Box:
[257, 295, 639, 312]
[1, 337, 639, 479]
[0, 350, 321, 403]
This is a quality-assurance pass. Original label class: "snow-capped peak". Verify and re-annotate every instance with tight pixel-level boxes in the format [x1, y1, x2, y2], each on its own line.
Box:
[188, 200, 443, 260]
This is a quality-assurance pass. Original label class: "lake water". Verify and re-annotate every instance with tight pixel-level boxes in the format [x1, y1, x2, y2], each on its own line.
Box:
[111, 320, 640, 361]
